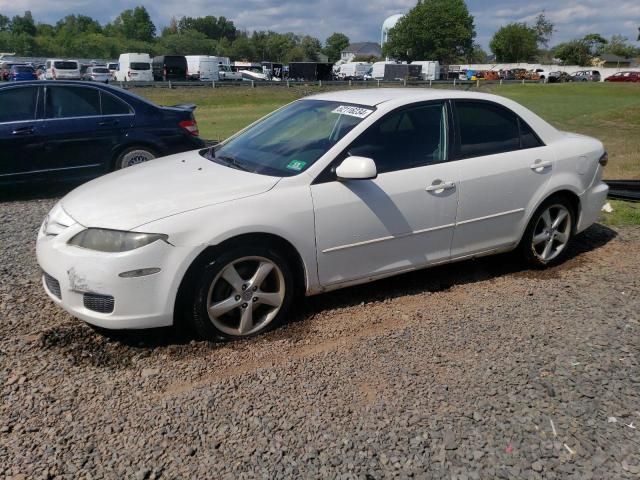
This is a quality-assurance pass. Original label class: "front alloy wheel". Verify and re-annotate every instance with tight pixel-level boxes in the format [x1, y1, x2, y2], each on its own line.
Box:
[207, 257, 285, 336]
[190, 247, 295, 340]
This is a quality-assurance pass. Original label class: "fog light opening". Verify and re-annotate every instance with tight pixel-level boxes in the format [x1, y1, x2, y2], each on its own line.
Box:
[118, 268, 161, 278]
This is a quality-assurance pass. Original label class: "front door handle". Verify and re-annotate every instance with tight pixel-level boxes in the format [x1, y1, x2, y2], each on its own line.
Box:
[530, 160, 552, 171]
[12, 126, 35, 136]
[426, 181, 455, 192]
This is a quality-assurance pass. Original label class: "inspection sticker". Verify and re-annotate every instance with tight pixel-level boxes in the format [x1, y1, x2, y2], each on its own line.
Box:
[286, 160, 307, 171]
[332, 105, 374, 118]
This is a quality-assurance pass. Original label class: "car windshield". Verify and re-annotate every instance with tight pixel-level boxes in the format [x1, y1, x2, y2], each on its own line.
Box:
[203, 100, 373, 177]
[54, 61, 78, 70]
[92, 68, 109, 73]
[130, 62, 150, 70]
[14, 66, 33, 73]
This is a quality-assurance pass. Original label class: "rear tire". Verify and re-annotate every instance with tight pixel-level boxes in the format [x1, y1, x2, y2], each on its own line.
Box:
[189, 246, 295, 341]
[115, 146, 156, 170]
[520, 197, 574, 268]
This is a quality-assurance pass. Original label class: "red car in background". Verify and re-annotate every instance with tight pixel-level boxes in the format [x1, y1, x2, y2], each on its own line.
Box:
[605, 71, 640, 83]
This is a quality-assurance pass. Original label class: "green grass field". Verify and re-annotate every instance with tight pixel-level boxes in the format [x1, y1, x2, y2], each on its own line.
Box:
[134, 83, 640, 180]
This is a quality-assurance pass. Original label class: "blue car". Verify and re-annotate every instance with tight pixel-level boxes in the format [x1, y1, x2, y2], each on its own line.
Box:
[0, 81, 205, 184]
[9, 64, 37, 81]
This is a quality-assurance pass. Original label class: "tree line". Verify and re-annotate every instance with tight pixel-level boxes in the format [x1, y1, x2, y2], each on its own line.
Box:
[1, 2, 638, 66]
[383, 0, 639, 66]
[0, 7, 350, 63]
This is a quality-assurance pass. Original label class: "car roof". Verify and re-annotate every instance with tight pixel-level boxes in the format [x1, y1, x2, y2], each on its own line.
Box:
[306, 88, 516, 107]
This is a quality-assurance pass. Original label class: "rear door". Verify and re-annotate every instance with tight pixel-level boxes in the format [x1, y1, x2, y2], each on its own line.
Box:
[41, 85, 121, 176]
[0, 85, 47, 180]
[450, 100, 554, 257]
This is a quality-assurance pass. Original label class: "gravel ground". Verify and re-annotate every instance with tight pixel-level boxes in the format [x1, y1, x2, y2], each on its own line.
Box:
[1, 187, 639, 479]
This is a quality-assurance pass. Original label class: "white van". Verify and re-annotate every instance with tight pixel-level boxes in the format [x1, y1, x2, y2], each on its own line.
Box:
[371, 61, 396, 79]
[115, 53, 153, 82]
[410, 61, 440, 80]
[45, 59, 81, 80]
[185, 55, 219, 81]
[338, 62, 372, 80]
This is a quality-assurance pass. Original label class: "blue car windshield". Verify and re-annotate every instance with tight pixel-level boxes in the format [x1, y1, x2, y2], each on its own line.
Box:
[202, 99, 374, 176]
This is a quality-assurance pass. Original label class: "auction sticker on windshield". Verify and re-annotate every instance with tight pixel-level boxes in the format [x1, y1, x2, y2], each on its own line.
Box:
[332, 105, 374, 119]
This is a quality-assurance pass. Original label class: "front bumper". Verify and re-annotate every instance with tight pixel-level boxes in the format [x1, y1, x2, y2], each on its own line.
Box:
[577, 180, 609, 233]
[36, 221, 195, 330]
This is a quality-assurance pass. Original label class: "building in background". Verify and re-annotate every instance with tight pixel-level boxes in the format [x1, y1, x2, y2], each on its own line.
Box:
[340, 42, 382, 63]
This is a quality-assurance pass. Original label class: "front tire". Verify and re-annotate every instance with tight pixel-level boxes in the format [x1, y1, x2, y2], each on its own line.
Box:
[115, 146, 156, 170]
[520, 198, 574, 268]
[190, 246, 295, 341]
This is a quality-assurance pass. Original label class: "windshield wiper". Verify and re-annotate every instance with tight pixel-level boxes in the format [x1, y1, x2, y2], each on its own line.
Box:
[210, 150, 251, 172]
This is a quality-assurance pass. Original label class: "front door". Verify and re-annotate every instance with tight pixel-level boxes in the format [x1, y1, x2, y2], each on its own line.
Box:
[311, 101, 459, 286]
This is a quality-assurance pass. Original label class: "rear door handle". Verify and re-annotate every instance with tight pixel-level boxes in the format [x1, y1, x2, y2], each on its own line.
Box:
[530, 160, 552, 171]
[12, 126, 35, 136]
[98, 119, 119, 127]
[426, 181, 455, 192]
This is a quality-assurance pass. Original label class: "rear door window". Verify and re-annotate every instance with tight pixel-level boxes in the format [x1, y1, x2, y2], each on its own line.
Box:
[100, 92, 131, 115]
[130, 62, 150, 70]
[45, 86, 101, 118]
[455, 101, 520, 158]
[53, 61, 78, 70]
[0, 86, 39, 122]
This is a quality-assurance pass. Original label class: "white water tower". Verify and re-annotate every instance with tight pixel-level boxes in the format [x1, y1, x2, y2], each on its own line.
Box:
[381, 14, 404, 47]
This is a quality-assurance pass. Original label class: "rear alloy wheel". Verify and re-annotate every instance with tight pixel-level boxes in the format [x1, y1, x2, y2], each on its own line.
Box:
[116, 147, 156, 169]
[190, 247, 294, 340]
[521, 200, 574, 267]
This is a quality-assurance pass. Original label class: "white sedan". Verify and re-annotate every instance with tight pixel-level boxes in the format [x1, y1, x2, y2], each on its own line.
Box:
[37, 89, 609, 340]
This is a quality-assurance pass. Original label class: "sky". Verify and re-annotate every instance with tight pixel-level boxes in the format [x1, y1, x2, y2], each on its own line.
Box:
[0, 0, 639, 50]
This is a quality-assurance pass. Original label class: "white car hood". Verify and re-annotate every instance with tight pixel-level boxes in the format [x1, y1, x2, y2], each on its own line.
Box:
[62, 150, 281, 230]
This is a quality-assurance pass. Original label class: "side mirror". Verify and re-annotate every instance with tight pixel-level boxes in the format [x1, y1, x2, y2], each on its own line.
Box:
[335, 156, 377, 180]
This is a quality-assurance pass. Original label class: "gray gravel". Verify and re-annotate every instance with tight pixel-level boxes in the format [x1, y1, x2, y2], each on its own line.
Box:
[1, 187, 639, 479]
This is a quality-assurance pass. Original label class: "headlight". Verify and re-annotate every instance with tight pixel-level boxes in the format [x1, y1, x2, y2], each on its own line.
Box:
[68, 229, 168, 252]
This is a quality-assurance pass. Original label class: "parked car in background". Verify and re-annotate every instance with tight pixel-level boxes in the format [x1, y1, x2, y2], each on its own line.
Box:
[35, 89, 609, 340]
[499, 69, 516, 80]
[534, 68, 551, 82]
[218, 64, 243, 81]
[9, 64, 37, 81]
[83, 66, 111, 83]
[605, 71, 640, 83]
[1, 61, 24, 81]
[0, 81, 204, 184]
[547, 71, 570, 83]
[107, 62, 119, 79]
[45, 59, 81, 80]
[152, 55, 188, 81]
[115, 53, 153, 82]
[569, 70, 601, 82]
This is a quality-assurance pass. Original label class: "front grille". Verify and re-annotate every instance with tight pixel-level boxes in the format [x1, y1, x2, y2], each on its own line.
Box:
[43, 272, 61, 299]
[83, 293, 115, 314]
